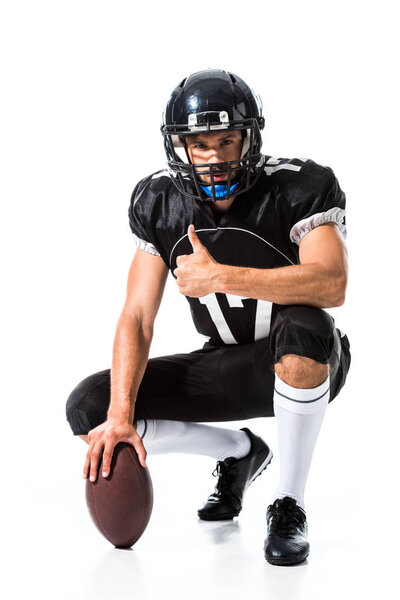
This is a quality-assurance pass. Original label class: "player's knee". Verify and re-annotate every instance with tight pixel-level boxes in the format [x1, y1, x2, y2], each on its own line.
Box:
[275, 354, 328, 388]
[65, 370, 110, 436]
[274, 305, 335, 338]
[270, 305, 335, 368]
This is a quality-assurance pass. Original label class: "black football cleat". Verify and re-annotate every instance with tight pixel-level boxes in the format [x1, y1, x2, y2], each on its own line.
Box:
[264, 497, 310, 565]
[197, 428, 273, 521]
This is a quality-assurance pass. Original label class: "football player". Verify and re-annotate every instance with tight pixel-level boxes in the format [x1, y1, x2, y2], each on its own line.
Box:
[66, 69, 351, 566]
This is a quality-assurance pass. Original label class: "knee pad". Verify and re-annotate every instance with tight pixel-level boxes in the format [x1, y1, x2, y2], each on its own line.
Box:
[269, 304, 335, 364]
[65, 369, 110, 435]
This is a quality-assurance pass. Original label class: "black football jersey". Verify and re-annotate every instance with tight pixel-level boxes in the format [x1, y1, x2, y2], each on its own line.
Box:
[128, 156, 346, 346]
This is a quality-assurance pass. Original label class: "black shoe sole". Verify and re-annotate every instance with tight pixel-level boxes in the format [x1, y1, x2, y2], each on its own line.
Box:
[198, 453, 273, 521]
[264, 551, 309, 566]
[197, 513, 237, 521]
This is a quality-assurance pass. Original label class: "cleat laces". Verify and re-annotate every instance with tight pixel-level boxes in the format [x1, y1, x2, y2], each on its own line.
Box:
[208, 459, 240, 505]
[268, 501, 306, 538]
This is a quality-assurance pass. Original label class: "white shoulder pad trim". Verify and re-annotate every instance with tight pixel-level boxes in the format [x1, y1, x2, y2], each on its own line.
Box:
[132, 234, 161, 256]
[151, 169, 169, 180]
[290, 207, 347, 245]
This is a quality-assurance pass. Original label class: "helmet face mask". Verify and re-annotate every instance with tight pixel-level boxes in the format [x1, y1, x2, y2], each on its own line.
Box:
[161, 70, 265, 202]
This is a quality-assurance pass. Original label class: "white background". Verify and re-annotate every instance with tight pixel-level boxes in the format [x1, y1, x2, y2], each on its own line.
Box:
[1, 1, 399, 598]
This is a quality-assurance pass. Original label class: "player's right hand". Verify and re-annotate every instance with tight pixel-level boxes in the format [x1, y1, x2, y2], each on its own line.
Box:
[83, 420, 147, 482]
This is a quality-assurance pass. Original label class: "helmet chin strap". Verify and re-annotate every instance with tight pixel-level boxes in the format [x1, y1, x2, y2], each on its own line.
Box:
[200, 182, 239, 201]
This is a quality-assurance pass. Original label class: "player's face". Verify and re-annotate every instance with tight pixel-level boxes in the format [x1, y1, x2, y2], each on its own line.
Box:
[185, 130, 243, 184]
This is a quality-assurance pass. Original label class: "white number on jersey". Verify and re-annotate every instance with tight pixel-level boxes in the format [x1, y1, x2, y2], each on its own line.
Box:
[199, 293, 272, 344]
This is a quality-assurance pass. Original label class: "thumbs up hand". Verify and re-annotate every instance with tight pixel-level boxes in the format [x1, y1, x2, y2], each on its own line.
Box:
[173, 225, 220, 297]
[187, 224, 206, 254]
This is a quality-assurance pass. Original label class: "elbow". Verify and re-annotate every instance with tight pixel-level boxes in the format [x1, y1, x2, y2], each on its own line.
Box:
[332, 292, 346, 307]
[327, 273, 347, 308]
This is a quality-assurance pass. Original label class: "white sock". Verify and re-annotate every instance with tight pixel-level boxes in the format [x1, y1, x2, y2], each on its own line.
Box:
[135, 419, 251, 461]
[272, 373, 330, 510]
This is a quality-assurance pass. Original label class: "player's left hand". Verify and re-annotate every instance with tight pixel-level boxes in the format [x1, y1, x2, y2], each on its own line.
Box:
[173, 224, 220, 297]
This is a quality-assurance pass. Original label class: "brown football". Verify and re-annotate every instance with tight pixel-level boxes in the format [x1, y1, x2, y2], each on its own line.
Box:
[85, 442, 153, 548]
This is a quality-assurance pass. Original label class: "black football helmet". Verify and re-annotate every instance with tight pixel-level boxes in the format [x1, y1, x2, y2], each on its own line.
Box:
[161, 69, 265, 202]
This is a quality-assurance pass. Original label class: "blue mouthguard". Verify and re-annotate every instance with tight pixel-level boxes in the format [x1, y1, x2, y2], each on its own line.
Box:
[200, 182, 239, 200]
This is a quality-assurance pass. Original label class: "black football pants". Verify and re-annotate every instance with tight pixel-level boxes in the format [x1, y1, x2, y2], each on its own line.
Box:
[66, 304, 351, 435]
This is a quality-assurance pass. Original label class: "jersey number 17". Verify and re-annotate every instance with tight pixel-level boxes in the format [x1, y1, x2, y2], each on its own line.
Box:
[199, 293, 272, 344]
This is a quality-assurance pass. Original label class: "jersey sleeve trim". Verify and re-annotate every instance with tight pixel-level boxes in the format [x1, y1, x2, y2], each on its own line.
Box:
[132, 233, 161, 256]
[290, 207, 347, 245]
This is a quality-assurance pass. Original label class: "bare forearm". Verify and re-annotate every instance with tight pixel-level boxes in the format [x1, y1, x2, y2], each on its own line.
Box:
[107, 314, 153, 423]
[215, 262, 346, 308]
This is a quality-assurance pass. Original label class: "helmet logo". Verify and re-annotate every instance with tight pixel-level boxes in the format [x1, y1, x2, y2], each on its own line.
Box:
[188, 111, 229, 131]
